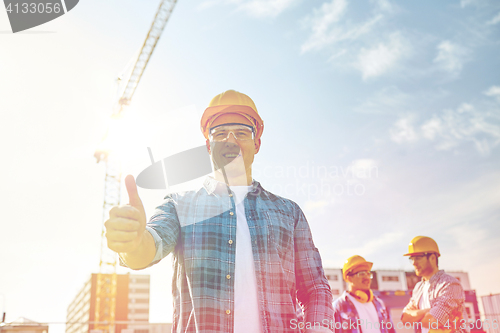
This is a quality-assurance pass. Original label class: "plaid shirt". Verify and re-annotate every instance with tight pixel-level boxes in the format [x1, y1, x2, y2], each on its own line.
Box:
[403, 270, 468, 333]
[144, 177, 333, 333]
[333, 291, 396, 333]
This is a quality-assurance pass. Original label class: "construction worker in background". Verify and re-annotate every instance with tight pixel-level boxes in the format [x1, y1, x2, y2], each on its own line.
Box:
[333, 255, 396, 333]
[104, 90, 333, 333]
[401, 236, 468, 333]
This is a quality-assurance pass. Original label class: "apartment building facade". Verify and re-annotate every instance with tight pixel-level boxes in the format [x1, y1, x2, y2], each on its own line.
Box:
[66, 274, 150, 333]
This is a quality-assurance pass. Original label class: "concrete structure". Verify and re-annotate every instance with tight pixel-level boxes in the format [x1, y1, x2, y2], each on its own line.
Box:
[66, 274, 150, 333]
[482, 294, 500, 333]
[324, 268, 343, 297]
[375, 270, 408, 291]
[0, 317, 48, 333]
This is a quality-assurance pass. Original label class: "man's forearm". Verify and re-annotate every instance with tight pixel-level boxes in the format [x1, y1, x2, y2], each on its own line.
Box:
[119, 230, 156, 269]
[401, 308, 429, 323]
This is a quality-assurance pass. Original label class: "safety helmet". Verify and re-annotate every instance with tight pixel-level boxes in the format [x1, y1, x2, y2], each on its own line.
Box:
[342, 255, 373, 281]
[200, 90, 264, 140]
[403, 236, 440, 257]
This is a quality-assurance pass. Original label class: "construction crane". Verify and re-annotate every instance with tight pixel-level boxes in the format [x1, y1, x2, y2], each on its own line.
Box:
[93, 1, 177, 332]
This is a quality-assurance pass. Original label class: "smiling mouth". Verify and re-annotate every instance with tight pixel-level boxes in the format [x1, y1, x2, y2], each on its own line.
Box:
[223, 153, 240, 158]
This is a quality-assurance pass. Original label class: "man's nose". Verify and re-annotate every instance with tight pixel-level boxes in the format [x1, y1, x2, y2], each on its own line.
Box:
[225, 132, 238, 144]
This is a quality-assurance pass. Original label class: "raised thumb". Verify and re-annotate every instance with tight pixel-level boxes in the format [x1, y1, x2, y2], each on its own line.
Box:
[125, 174, 144, 210]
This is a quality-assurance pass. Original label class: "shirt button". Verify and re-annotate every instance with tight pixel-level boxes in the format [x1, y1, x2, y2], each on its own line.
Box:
[228, 240, 233, 245]
[226, 310, 231, 315]
[226, 274, 231, 279]
[229, 193, 233, 197]
[229, 211, 234, 216]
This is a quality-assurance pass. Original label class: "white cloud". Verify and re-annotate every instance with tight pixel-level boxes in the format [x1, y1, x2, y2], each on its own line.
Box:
[460, 0, 476, 8]
[356, 32, 408, 80]
[197, 0, 297, 17]
[433, 41, 469, 77]
[370, 0, 394, 13]
[337, 231, 404, 257]
[300, 0, 349, 53]
[304, 199, 329, 211]
[300, 0, 394, 54]
[417, 103, 500, 155]
[484, 85, 500, 102]
[238, 0, 298, 18]
[349, 159, 379, 179]
[390, 114, 419, 143]
[486, 12, 500, 25]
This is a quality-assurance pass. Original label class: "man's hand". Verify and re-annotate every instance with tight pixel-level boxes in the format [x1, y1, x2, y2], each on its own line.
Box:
[105, 175, 147, 254]
[402, 307, 430, 323]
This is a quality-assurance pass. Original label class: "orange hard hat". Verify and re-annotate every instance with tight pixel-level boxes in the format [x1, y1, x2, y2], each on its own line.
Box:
[342, 255, 373, 281]
[200, 90, 264, 140]
[404, 236, 441, 257]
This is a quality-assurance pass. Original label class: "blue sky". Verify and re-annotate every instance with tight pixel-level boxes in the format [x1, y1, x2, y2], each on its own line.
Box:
[1, 0, 499, 329]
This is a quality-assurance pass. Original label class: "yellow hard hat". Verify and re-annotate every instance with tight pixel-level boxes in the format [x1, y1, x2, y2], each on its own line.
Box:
[404, 236, 440, 257]
[342, 255, 373, 281]
[200, 90, 264, 140]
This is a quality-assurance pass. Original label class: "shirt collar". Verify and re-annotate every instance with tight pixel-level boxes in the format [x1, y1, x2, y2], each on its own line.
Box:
[428, 269, 445, 284]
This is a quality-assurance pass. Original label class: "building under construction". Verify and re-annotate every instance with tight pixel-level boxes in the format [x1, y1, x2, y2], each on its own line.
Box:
[66, 274, 150, 333]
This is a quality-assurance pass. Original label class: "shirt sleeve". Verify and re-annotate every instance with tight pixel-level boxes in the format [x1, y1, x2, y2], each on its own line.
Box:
[333, 304, 344, 333]
[145, 195, 181, 266]
[294, 203, 334, 332]
[429, 280, 465, 326]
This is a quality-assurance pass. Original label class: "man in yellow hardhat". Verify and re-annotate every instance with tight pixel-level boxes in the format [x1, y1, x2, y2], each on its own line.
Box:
[333, 255, 396, 333]
[104, 90, 333, 332]
[401, 236, 467, 333]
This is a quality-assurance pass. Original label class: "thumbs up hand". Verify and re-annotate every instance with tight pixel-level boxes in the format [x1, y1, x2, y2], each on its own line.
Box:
[105, 175, 147, 254]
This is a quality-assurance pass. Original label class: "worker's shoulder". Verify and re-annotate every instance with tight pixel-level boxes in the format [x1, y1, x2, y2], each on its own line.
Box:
[161, 186, 211, 204]
[256, 182, 302, 210]
[436, 271, 463, 287]
[332, 291, 352, 312]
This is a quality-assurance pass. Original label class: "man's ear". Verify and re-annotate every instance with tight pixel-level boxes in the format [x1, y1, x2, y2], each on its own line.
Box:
[254, 138, 261, 154]
[205, 139, 211, 155]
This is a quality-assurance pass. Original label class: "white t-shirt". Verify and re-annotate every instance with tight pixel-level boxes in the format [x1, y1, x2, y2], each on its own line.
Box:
[347, 293, 382, 333]
[231, 185, 263, 333]
[419, 281, 431, 333]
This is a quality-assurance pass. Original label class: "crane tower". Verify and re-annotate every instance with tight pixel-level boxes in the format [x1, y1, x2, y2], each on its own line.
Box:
[93, 1, 177, 331]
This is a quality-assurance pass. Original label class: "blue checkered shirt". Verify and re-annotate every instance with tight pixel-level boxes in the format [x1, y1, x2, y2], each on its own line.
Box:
[144, 177, 333, 333]
[333, 291, 396, 333]
[403, 270, 468, 333]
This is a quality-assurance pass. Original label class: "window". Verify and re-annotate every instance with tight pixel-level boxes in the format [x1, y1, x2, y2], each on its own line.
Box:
[382, 276, 399, 282]
[134, 330, 149, 333]
[135, 298, 149, 303]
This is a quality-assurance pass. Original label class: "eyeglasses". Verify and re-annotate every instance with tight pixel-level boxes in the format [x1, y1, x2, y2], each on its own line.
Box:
[209, 125, 254, 142]
[348, 270, 373, 278]
[408, 253, 431, 262]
